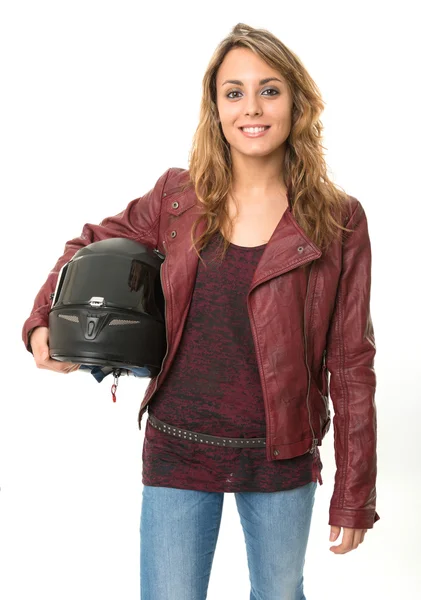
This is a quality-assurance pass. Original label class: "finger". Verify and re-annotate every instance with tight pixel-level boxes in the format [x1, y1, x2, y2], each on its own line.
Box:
[330, 528, 367, 554]
[61, 363, 81, 373]
[39, 364, 80, 374]
[38, 359, 80, 373]
[36, 349, 51, 363]
[50, 361, 80, 373]
[33, 348, 51, 365]
[330, 528, 354, 554]
[351, 529, 364, 549]
[36, 358, 61, 371]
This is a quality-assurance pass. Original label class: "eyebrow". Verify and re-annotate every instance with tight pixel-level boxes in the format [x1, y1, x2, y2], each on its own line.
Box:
[221, 77, 284, 86]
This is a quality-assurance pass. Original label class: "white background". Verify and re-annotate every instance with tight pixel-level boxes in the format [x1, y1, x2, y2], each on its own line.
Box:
[1, 1, 420, 598]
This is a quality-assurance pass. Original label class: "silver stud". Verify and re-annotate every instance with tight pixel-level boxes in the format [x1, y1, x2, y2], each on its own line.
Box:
[172, 201, 179, 209]
[170, 230, 177, 238]
[297, 246, 304, 253]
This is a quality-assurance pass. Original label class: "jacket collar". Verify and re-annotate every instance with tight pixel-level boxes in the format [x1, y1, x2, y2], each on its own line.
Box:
[164, 183, 323, 286]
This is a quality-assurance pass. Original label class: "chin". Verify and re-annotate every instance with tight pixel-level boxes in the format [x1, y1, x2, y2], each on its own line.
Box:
[232, 146, 280, 158]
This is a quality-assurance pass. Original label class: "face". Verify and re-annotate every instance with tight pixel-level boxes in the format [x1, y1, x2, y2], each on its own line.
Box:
[215, 47, 293, 160]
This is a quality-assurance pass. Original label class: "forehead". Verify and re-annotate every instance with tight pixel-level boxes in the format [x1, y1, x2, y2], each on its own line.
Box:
[216, 47, 284, 84]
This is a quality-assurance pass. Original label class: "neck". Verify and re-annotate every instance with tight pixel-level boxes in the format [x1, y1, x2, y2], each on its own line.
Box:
[229, 146, 288, 200]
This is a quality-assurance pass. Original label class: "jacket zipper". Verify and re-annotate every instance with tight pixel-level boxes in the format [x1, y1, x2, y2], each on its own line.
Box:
[303, 261, 318, 454]
[138, 240, 170, 425]
[321, 349, 330, 414]
[246, 292, 272, 457]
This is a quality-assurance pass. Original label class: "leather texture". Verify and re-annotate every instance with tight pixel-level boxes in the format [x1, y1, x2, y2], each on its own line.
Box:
[22, 166, 379, 530]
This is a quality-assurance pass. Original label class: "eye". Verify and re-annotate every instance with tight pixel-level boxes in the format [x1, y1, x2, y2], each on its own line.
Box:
[262, 88, 279, 96]
[226, 90, 241, 99]
[226, 88, 279, 99]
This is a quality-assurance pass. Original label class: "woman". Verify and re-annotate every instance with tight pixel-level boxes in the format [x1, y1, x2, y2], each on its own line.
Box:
[23, 23, 380, 600]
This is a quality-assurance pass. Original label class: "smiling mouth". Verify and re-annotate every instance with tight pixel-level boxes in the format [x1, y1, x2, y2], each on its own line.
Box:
[239, 126, 270, 131]
[239, 126, 271, 137]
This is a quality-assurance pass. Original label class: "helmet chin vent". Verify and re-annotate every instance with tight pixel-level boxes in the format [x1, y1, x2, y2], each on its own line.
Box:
[108, 319, 140, 326]
[58, 314, 79, 323]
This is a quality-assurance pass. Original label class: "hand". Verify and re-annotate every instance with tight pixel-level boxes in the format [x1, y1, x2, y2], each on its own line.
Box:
[329, 525, 367, 554]
[30, 326, 81, 374]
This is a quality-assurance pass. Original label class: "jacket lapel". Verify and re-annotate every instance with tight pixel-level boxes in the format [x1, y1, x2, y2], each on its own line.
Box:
[249, 208, 322, 289]
[163, 185, 322, 291]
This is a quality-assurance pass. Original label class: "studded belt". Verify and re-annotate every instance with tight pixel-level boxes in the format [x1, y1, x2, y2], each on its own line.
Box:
[147, 413, 267, 448]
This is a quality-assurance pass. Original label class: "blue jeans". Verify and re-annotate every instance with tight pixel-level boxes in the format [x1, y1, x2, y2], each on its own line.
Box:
[140, 481, 317, 600]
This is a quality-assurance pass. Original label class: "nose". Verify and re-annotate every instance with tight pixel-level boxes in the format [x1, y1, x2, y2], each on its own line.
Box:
[244, 96, 263, 118]
[245, 106, 262, 118]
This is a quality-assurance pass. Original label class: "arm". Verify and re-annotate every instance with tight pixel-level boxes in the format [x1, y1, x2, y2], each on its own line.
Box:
[23, 167, 175, 353]
[325, 199, 380, 530]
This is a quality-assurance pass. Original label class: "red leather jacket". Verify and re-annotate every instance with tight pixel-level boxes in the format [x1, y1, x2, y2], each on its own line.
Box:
[22, 167, 380, 530]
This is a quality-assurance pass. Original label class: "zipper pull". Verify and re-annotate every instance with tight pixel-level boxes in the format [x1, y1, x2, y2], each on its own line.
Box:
[310, 438, 318, 454]
[154, 248, 165, 260]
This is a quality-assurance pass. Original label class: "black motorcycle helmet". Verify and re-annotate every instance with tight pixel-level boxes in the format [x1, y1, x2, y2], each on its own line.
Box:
[48, 238, 166, 377]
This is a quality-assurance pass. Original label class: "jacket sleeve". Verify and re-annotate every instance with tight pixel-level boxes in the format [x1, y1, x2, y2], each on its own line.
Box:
[325, 199, 380, 530]
[22, 167, 175, 354]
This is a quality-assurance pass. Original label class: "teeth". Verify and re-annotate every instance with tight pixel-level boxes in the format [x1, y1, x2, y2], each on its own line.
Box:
[241, 126, 268, 133]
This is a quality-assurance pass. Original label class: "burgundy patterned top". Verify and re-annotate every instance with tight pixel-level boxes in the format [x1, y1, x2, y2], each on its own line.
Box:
[142, 230, 323, 492]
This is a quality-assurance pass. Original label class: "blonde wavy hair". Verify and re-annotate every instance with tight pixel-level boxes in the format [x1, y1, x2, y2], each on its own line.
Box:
[177, 22, 354, 264]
